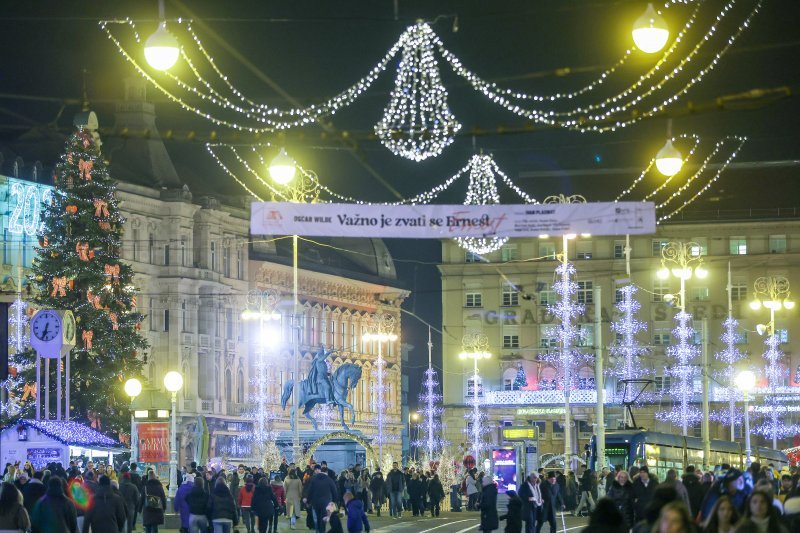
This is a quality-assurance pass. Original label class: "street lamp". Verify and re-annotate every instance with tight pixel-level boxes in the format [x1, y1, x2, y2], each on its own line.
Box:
[143, 1, 179, 71]
[124, 378, 142, 464]
[409, 412, 420, 460]
[460, 333, 491, 462]
[269, 150, 320, 462]
[735, 370, 756, 465]
[749, 276, 794, 448]
[632, 3, 669, 54]
[364, 313, 399, 460]
[654, 119, 683, 177]
[163, 371, 183, 499]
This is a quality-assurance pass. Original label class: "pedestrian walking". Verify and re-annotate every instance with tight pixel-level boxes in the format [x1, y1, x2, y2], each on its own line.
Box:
[141, 471, 167, 533]
[174, 474, 194, 533]
[344, 492, 371, 533]
[81, 475, 127, 533]
[427, 474, 445, 517]
[0, 481, 31, 533]
[479, 475, 499, 533]
[325, 502, 344, 533]
[119, 473, 140, 533]
[537, 472, 564, 533]
[238, 474, 257, 533]
[304, 465, 339, 533]
[31, 477, 78, 533]
[186, 476, 209, 533]
[369, 471, 385, 517]
[283, 470, 303, 530]
[606, 470, 635, 528]
[385, 463, 405, 518]
[270, 476, 285, 533]
[518, 473, 542, 533]
[574, 468, 597, 517]
[207, 478, 239, 533]
[251, 478, 278, 533]
[499, 489, 523, 533]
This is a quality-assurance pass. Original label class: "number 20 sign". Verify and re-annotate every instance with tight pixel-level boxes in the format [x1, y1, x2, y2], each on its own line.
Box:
[4, 177, 54, 237]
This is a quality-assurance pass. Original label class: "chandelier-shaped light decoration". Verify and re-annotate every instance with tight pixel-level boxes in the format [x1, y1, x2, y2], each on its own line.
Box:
[753, 333, 797, 441]
[414, 327, 447, 460]
[656, 311, 702, 429]
[711, 316, 746, 429]
[375, 23, 461, 161]
[609, 285, 651, 407]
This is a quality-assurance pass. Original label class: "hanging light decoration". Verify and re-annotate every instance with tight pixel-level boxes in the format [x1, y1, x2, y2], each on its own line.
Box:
[655, 139, 683, 177]
[144, 22, 180, 71]
[455, 154, 509, 255]
[268, 148, 297, 186]
[632, 3, 670, 54]
[375, 23, 461, 161]
[609, 285, 651, 408]
[656, 310, 702, 428]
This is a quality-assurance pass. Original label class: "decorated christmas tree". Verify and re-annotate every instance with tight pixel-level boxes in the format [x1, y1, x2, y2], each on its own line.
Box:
[22, 128, 147, 435]
[513, 364, 528, 389]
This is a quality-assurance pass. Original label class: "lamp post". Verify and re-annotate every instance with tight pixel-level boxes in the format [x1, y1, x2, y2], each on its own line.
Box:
[459, 333, 491, 462]
[241, 289, 280, 457]
[363, 312, 398, 460]
[735, 370, 756, 465]
[409, 412, 420, 460]
[163, 370, 183, 499]
[124, 378, 142, 464]
[656, 242, 708, 443]
[749, 276, 794, 448]
[269, 148, 320, 462]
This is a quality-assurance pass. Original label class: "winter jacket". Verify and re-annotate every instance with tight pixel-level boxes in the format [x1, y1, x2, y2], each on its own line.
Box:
[207, 483, 238, 524]
[386, 469, 405, 493]
[480, 482, 499, 532]
[369, 474, 385, 501]
[607, 480, 635, 527]
[328, 511, 344, 533]
[186, 485, 208, 515]
[118, 478, 140, 523]
[238, 482, 256, 508]
[0, 501, 31, 532]
[682, 473, 705, 518]
[271, 480, 285, 507]
[31, 480, 78, 533]
[428, 478, 445, 503]
[499, 493, 523, 533]
[81, 485, 127, 533]
[631, 477, 657, 523]
[466, 474, 479, 496]
[307, 472, 339, 509]
[20, 478, 47, 516]
[284, 477, 303, 513]
[140, 478, 166, 526]
[174, 480, 193, 528]
[579, 470, 594, 492]
[345, 497, 371, 532]
[251, 484, 278, 519]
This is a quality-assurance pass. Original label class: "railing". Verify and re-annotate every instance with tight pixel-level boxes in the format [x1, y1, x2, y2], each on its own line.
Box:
[666, 207, 800, 222]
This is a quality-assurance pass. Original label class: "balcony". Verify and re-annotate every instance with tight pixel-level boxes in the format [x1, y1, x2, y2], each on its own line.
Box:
[482, 389, 598, 406]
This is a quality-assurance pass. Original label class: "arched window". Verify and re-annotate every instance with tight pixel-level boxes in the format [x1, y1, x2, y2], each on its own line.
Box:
[578, 366, 595, 390]
[539, 367, 557, 390]
[225, 369, 233, 402]
[237, 369, 245, 403]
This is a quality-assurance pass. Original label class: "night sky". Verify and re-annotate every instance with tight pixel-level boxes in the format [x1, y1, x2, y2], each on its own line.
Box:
[2, 0, 800, 409]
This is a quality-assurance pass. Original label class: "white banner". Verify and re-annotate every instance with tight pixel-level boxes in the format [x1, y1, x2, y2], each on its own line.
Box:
[250, 202, 655, 238]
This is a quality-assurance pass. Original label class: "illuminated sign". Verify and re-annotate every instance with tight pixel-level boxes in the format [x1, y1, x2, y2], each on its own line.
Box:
[502, 427, 538, 440]
[3, 177, 54, 237]
[604, 448, 628, 455]
[516, 407, 566, 416]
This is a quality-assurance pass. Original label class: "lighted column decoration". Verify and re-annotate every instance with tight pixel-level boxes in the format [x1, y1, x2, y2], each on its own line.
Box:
[241, 288, 281, 460]
[415, 327, 446, 461]
[124, 378, 142, 463]
[736, 370, 756, 465]
[363, 312, 398, 460]
[609, 284, 649, 427]
[163, 370, 184, 499]
[459, 333, 491, 461]
[749, 276, 796, 448]
[655, 242, 707, 440]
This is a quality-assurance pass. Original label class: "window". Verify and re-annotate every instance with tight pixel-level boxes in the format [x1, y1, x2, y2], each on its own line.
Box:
[210, 241, 217, 270]
[149, 298, 156, 331]
[577, 281, 593, 304]
[553, 421, 566, 439]
[539, 290, 556, 306]
[731, 281, 747, 301]
[465, 251, 481, 263]
[309, 317, 317, 345]
[223, 242, 231, 277]
[226, 309, 234, 339]
[652, 239, 669, 257]
[735, 330, 748, 345]
[615, 289, 624, 304]
[769, 235, 787, 254]
[340, 321, 346, 349]
[577, 240, 593, 260]
[689, 238, 708, 256]
[614, 241, 626, 259]
[501, 244, 519, 262]
[777, 329, 790, 344]
[729, 237, 747, 255]
[132, 228, 139, 261]
[539, 326, 558, 349]
[180, 237, 186, 266]
[466, 376, 483, 397]
[502, 283, 519, 307]
[236, 249, 243, 279]
[539, 242, 556, 260]
[163, 309, 170, 332]
[465, 292, 483, 308]
[351, 323, 357, 351]
[329, 320, 336, 348]
[237, 369, 245, 403]
[690, 287, 709, 301]
[653, 323, 671, 346]
[503, 335, 520, 349]
[164, 244, 170, 266]
[149, 233, 155, 264]
[182, 300, 189, 332]
[654, 376, 672, 393]
[576, 324, 595, 347]
[653, 279, 670, 302]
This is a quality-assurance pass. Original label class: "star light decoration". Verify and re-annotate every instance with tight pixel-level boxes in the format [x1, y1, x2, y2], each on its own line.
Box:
[656, 311, 702, 428]
[711, 317, 747, 428]
[609, 285, 651, 405]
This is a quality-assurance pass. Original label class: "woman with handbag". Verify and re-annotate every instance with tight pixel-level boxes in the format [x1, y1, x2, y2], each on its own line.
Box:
[141, 470, 167, 533]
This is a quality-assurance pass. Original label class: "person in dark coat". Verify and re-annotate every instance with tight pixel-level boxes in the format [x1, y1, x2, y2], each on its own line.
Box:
[304, 465, 339, 533]
[173, 474, 194, 533]
[82, 475, 127, 533]
[141, 471, 167, 532]
[369, 471, 385, 517]
[580, 497, 628, 533]
[119, 473, 140, 533]
[251, 478, 278, 533]
[0, 481, 31, 533]
[344, 492, 370, 533]
[681, 466, 705, 520]
[499, 489, 523, 533]
[31, 477, 79, 533]
[518, 473, 542, 533]
[20, 472, 47, 516]
[538, 472, 565, 533]
[631, 466, 656, 523]
[606, 470, 635, 528]
[186, 476, 209, 533]
[479, 476, 499, 533]
[207, 478, 239, 531]
[427, 474, 445, 517]
[408, 473, 424, 516]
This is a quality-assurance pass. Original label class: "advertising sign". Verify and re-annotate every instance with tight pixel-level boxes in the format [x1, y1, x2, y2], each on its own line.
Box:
[502, 427, 538, 441]
[251, 202, 655, 238]
[26, 447, 62, 468]
[137, 422, 170, 463]
[492, 448, 518, 494]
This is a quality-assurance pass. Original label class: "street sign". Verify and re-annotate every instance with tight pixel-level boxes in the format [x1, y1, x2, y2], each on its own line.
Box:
[502, 427, 538, 441]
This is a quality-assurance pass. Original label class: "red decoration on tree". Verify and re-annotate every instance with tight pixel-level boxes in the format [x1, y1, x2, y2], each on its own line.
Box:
[51, 276, 68, 297]
[109, 312, 119, 331]
[78, 158, 93, 180]
[86, 290, 102, 310]
[104, 264, 120, 283]
[93, 199, 109, 218]
[98, 221, 111, 231]
[82, 330, 94, 350]
[66, 205, 78, 215]
[75, 242, 90, 261]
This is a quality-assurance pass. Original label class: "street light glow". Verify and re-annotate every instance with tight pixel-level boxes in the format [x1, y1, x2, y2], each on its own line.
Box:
[144, 22, 180, 71]
[735, 370, 756, 392]
[124, 378, 142, 399]
[163, 371, 184, 393]
[632, 3, 670, 54]
[655, 139, 683, 176]
[269, 148, 297, 185]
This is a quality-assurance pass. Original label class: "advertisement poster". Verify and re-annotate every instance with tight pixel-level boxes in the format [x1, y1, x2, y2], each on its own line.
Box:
[137, 422, 170, 463]
[492, 448, 517, 494]
[27, 447, 63, 468]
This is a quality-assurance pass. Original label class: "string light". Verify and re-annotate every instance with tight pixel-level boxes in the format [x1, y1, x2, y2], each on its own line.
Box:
[455, 154, 508, 255]
[18, 419, 124, 448]
[656, 311, 702, 428]
[711, 316, 747, 428]
[414, 367, 447, 460]
[753, 333, 794, 441]
[609, 286, 651, 405]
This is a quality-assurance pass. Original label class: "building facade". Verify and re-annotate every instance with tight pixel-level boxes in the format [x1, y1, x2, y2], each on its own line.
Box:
[440, 217, 800, 464]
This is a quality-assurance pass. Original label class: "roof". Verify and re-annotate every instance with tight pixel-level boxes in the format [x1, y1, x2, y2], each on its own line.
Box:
[7, 419, 125, 450]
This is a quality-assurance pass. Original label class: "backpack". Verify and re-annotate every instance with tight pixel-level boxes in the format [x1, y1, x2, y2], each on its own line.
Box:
[145, 487, 161, 509]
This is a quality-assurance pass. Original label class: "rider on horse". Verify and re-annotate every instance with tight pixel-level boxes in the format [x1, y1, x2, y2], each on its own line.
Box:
[307, 344, 335, 404]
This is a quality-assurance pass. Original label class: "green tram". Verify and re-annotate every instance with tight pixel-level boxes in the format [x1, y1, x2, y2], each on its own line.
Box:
[589, 430, 789, 481]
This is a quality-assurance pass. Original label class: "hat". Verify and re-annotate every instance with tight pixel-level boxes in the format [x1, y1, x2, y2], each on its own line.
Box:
[722, 468, 743, 485]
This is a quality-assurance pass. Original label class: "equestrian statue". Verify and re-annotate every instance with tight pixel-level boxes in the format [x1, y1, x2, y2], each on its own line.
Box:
[280, 344, 362, 431]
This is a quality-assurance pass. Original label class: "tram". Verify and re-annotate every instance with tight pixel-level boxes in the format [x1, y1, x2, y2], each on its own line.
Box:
[589, 430, 789, 481]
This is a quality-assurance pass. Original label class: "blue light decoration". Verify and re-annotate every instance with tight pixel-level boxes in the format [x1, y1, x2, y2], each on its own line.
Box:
[711, 317, 746, 429]
[656, 311, 702, 431]
[753, 334, 800, 441]
[413, 366, 448, 460]
[4, 178, 54, 237]
[9, 419, 124, 448]
[2, 298, 30, 418]
[609, 285, 650, 405]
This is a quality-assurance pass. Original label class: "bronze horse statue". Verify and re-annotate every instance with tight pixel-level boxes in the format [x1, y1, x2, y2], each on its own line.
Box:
[280, 362, 362, 431]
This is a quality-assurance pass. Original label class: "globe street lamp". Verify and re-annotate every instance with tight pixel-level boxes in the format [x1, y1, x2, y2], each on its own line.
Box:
[364, 313, 399, 460]
[735, 370, 756, 465]
[143, 1, 179, 71]
[460, 333, 491, 462]
[632, 3, 670, 54]
[124, 378, 142, 464]
[163, 371, 183, 499]
[268, 149, 320, 462]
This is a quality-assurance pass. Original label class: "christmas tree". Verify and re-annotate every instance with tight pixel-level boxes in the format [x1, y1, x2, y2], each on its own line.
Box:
[513, 364, 528, 389]
[22, 128, 147, 434]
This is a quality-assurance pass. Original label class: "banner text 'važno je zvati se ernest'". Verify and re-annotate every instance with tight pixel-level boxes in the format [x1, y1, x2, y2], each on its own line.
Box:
[250, 202, 656, 238]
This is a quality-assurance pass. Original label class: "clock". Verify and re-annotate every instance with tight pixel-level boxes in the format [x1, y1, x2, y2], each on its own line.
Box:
[30, 309, 64, 358]
[62, 310, 76, 348]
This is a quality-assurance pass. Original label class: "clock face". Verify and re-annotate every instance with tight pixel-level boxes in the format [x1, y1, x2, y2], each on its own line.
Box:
[32, 310, 61, 342]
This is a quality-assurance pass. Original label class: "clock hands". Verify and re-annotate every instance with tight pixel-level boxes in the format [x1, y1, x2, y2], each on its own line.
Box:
[42, 322, 50, 339]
